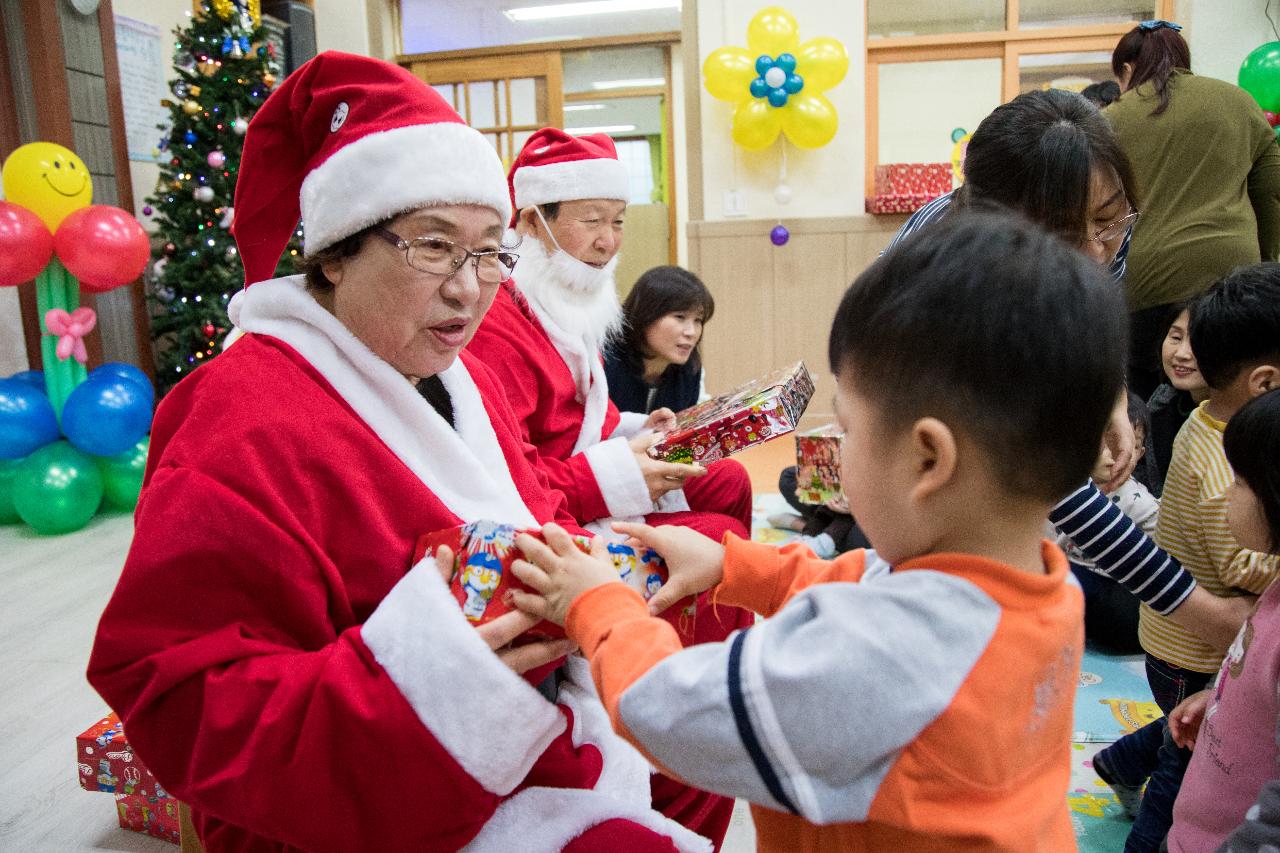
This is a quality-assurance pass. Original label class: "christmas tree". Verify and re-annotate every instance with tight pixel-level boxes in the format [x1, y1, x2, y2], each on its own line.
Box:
[146, 0, 300, 394]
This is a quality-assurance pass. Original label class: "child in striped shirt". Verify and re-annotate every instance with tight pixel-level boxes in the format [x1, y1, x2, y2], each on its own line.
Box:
[1094, 263, 1280, 853]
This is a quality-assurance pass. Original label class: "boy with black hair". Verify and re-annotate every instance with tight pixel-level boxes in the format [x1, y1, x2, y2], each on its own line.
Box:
[1093, 262, 1280, 852]
[506, 210, 1127, 851]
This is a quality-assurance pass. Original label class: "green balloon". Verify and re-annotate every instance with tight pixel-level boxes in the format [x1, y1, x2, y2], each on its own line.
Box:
[1240, 41, 1280, 113]
[0, 458, 22, 524]
[13, 440, 104, 534]
[97, 435, 149, 511]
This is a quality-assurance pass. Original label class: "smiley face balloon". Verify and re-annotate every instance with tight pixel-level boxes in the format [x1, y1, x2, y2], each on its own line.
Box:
[1, 142, 93, 231]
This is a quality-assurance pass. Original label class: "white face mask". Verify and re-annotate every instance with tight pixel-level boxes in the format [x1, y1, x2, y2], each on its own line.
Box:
[533, 205, 618, 296]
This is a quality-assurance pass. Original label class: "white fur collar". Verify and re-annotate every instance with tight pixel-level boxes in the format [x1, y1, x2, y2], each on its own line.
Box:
[229, 276, 537, 527]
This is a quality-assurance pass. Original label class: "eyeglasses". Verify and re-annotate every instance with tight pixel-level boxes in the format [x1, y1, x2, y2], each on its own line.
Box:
[1088, 209, 1139, 246]
[371, 227, 518, 283]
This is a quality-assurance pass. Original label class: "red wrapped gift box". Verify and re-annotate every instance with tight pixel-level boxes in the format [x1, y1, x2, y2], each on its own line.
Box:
[794, 424, 844, 505]
[76, 714, 166, 799]
[649, 362, 815, 465]
[868, 162, 952, 215]
[415, 520, 667, 637]
[114, 793, 179, 844]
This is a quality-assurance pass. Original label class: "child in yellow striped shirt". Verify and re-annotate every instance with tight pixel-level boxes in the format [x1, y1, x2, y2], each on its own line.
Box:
[1095, 263, 1280, 852]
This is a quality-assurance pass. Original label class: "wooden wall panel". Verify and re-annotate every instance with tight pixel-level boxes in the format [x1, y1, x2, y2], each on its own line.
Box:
[689, 214, 902, 428]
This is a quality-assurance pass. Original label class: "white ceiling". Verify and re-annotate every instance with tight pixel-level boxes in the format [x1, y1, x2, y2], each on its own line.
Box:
[401, 0, 682, 54]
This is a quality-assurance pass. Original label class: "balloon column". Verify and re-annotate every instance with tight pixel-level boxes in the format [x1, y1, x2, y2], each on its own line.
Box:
[0, 142, 153, 534]
[702, 7, 849, 247]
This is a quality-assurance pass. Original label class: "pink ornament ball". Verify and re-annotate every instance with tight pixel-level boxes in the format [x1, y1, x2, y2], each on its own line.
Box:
[207, 150, 227, 168]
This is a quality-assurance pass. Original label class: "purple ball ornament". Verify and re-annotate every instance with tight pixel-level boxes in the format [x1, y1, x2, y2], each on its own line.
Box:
[770, 224, 790, 246]
[142, 206, 153, 216]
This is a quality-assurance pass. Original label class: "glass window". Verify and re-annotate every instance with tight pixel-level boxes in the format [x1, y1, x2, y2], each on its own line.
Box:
[1017, 50, 1115, 94]
[868, 0, 1005, 38]
[469, 80, 497, 129]
[432, 84, 456, 111]
[1019, 0, 1154, 29]
[562, 46, 665, 95]
[615, 139, 656, 205]
[878, 58, 1001, 166]
[510, 78, 538, 126]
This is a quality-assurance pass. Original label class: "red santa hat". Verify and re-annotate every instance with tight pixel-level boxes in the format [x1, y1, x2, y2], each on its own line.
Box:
[508, 128, 630, 224]
[233, 51, 511, 287]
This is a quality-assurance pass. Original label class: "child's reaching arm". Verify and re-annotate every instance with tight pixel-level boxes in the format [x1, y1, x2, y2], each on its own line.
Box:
[510, 523, 1004, 824]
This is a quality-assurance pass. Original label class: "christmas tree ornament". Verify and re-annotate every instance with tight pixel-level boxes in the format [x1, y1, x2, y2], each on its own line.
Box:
[230, 41, 244, 59]
[182, 99, 201, 115]
[232, 117, 249, 135]
[184, 130, 198, 144]
[207, 150, 226, 168]
[219, 207, 235, 229]
[193, 186, 215, 203]
[189, 85, 202, 97]
[171, 81, 190, 99]
[262, 72, 277, 89]
[142, 206, 153, 216]
[163, 242, 176, 255]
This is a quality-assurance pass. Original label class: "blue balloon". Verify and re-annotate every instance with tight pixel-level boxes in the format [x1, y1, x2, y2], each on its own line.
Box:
[0, 378, 59, 459]
[767, 88, 789, 107]
[749, 77, 770, 99]
[90, 363, 155, 409]
[784, 73, 805, 94]
[775, 53, 798, 74]
[755, 54, 774, 76]
[9, 370, 45, 394]
[61, 377, 153, 457]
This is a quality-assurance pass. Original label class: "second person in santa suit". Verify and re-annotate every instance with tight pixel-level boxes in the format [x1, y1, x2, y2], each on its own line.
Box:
[467, 128, 757, 848]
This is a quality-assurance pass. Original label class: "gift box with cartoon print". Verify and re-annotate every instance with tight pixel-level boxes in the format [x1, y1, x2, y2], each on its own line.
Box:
[794, 424, 844, 505]
[415, 520, 667, 637]
[76, 713, 166, 798]
[114, 793, 179, 844]
[649, 362, 815, 464]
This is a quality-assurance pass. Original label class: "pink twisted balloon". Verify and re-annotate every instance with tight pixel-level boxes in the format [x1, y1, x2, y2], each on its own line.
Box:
[44, 306, 97, 364]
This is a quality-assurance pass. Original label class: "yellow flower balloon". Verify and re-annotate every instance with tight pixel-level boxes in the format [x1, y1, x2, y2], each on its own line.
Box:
[1, 142, 93, 231]
[703, 7, 849, 151]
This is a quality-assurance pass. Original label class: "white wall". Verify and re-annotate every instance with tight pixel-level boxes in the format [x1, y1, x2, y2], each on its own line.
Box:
[878, 58, 1001, 166]
[671, 43, 690, 264]
[696, 0, 865, 222]
[1176, 0, 1275, 85]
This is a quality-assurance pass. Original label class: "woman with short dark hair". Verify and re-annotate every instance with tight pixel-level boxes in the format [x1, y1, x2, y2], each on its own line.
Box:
[605, 265, 714, 416]
[1106, 19, 1280, 398]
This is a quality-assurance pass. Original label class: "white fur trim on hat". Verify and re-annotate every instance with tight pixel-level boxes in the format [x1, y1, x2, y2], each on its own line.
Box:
[513, 158, 630, 210]
[301, 122, 512, 255]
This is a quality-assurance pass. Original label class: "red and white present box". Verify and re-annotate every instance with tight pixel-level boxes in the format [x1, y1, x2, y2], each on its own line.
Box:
[415, 520, 667, 638]
[649, 362, 815, 465]
[77, 713, 177, 845]
[868, 162, 952, 214]
[76, 714, 166, 798]
[794, 424, 844, 505]
[114, 793, 179, 844]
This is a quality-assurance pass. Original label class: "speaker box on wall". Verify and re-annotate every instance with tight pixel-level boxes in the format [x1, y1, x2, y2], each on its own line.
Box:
[261, 1, 317, 77]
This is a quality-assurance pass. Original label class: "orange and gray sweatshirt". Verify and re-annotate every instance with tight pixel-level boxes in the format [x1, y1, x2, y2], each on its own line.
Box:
[565, 535, 1084, 852]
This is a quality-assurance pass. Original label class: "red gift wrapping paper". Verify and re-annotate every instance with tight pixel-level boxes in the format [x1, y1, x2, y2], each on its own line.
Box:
[794, 424, 844, 505]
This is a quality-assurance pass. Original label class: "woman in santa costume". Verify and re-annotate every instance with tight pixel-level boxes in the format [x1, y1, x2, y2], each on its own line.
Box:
[86, 52, 714, 853]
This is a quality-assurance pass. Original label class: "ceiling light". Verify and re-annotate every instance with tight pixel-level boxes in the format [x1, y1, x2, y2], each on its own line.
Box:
[592, 77, 665, 90]
[564, 124, 637, 135]
[504, 0, 679, 22]
[564, 103, 607, 111]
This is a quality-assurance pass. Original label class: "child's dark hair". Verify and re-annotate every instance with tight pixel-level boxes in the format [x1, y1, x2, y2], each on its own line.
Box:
[1081, 80, 1121, 108]
[616, 266, 715, 374]
[829, 208, 1127, 502]
[1188, 263, 1280, 390]
[1223, 389, 1280, 552]
[1112, 24, 1191, 116]
[955, 89, 1138, 247]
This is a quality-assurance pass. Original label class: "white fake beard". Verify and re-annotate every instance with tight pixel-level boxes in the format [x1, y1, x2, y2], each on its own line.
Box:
[512, 235, 623, 355]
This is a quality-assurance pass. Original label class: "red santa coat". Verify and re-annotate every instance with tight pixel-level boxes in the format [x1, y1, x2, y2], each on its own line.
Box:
[467, 283, 752, 532]
[86, 277, 710, 853]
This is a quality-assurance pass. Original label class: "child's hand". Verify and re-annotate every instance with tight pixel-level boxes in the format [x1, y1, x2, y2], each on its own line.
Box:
[433, 544, 577, 672]
[509, 523, 623, 626]
[612, 521, 726, 615]
[1168, 689, 1214, 750]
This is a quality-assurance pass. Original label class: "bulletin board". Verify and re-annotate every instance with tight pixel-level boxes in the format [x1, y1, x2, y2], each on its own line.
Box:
[114, 15, 166, 162]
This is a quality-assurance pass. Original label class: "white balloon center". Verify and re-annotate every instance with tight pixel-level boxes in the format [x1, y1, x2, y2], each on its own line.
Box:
[764, 67, 787, 88]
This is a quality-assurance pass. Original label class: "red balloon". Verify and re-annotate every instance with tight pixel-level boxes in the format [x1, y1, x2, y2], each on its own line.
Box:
[0, 201, 54, 287]
[53, 205, 150, 293]
[1267, 110, 1280, 127]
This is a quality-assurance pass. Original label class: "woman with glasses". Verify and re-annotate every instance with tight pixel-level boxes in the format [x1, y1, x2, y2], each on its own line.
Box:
[1106, 20, 1280, 400]
[87, 54, 709, 853]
